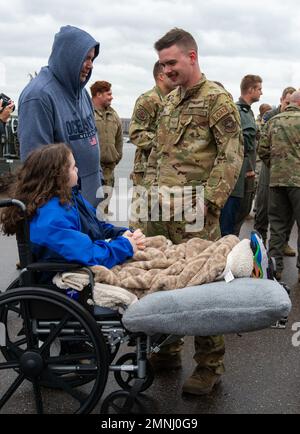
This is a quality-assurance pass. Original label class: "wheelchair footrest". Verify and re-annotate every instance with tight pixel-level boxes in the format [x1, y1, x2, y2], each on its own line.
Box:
[93, 305, 120, 320]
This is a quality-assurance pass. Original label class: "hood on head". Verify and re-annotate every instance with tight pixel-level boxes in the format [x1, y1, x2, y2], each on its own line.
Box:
[48, 25, 100, 98]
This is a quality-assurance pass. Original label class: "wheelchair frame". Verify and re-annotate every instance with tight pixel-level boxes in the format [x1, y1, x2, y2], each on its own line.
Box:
[0, 199, 174, 414]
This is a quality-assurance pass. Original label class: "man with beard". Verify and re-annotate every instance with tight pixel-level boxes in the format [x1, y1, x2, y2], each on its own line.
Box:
[18, 25, 102, 207]
[144, 28, 243, 396]
[233, 75, 263, 236]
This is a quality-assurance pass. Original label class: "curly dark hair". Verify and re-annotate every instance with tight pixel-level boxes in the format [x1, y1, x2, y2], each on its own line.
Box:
[1, 143, 73, 235]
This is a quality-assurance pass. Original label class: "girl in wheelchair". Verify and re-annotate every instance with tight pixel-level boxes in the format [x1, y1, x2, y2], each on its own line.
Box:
[1, 142, 273, 293]
[1, 143, 146, 268]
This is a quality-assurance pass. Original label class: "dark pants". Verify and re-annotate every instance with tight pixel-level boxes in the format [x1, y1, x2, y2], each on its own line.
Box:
[220, 196, 241, 236]
[269, 187, 300, 272]
[254, 164, 294, 244]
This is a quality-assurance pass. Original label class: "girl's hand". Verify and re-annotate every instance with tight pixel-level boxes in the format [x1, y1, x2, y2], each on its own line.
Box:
[123, 229, 146, 251]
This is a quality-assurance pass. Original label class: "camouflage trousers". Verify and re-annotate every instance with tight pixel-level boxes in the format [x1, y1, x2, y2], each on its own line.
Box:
[100, 163, 116, 215]
[145, 207, 221, 243]
[145, 214, 225, 374]
[269, 187, 300, 273]
[254, 165, 294, 245]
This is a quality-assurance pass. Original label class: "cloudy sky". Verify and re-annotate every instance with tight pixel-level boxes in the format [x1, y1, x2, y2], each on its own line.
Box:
[1, 0, 300, 118]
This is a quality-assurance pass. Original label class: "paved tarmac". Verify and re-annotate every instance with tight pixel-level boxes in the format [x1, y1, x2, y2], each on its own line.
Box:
[0, 141, 299, 414]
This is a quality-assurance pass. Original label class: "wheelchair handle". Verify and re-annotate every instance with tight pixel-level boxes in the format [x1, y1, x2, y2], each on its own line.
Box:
[0, 199, 26, 212]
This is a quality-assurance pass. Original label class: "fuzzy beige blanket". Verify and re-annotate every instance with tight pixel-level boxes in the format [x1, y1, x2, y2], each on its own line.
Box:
[53, 234, 241, 308]
[88, 234, 240, 298]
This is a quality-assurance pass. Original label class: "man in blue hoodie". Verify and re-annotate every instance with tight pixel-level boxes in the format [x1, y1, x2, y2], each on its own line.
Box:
[18, 25, 102, 207]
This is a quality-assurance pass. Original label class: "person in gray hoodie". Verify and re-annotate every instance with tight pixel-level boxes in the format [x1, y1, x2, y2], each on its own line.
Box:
[18, 25, 102, 207]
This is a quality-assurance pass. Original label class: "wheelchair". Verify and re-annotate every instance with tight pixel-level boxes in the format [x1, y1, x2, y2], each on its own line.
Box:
[0, 198, 173, 414]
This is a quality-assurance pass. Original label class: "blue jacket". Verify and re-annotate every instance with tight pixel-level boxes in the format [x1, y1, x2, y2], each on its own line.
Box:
[30, 190, 133, 268]
[18, 25, 102, 207]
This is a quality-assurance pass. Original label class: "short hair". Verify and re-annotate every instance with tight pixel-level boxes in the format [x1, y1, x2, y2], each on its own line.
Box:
[90, 80, 111, 97]
[281, 86, 296, 99]
[154, 28, 198, 53]
[240, 75, 262, 94]
[153, 61, 164, 80]
[259, 103, 272, 117]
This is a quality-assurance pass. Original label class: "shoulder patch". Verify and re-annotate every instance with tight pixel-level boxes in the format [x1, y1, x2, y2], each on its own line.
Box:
[211, 105, 230, 123]
[135, 106, 150, 122]
[222, 115, 237, 133]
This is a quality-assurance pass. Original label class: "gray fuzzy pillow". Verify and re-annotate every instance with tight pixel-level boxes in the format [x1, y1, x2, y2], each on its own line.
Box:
[122, 278, 291, 336]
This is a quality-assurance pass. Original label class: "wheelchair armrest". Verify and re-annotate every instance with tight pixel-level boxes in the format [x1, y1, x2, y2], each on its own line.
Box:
[25, 263, 95, 289]
[26, 262, 83, 272]
[22, 263, 95, 295]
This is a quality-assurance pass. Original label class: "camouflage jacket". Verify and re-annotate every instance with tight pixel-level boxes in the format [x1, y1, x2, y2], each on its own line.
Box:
[94, 106, 123, 166]
[146, 75, 243, 210]
[129, 86, 164, 174]
[262, 106, 280, 124]
[258, 105, 300, 187]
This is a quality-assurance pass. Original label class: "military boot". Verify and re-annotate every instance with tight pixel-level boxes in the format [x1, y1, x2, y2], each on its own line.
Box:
[149, 352, 182, 371]
[182, 366, 221, 395]
[283, 243, 296, 257]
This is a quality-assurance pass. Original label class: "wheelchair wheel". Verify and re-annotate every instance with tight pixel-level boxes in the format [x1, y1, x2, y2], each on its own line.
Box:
[0, 287, 109, 414]
[0, 297, 97, 390]
[114, 353, 154, 392]
[101, 390, 144, 414]
[6, 277, 21, 291]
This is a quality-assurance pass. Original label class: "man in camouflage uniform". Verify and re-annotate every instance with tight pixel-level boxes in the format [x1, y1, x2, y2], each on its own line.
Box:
[258, 90, 300, 282]
[91, 80, 123, 215]
[145, 28, 243, 395]
[254, 103, 272, 188]
[255, 87, 296, 256]
[129, 61, 175, 229]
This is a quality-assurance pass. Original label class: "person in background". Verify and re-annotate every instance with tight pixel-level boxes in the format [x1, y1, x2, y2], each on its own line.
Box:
[0, 97, 14, 136]
[255, 86, 296, 255]
[91, 80, 123, 216]
[258, 90, 300, 282]
[233, 75, 263, 236]
[129, 61, 176, 230]
[256, 103, 272, 130]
